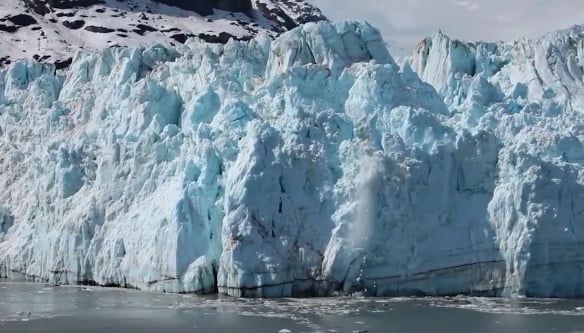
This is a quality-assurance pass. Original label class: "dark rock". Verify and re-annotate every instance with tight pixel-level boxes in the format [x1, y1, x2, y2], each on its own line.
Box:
[170, 33, 192, 44]
[23, 0, 50, 15]
[135, 24, 157, 32]
[24, 0, 105, 15]
[0, 56, 11, 67]
[54, 57, 72, 70]
[55, 12, 75, 17]
[198, 31, 250, 44]
[172, 31, 248, 44]
[51, 0, 105, 8]
[7, 14, 38, 27]
[0, 24, 18, 33]
[255, 1, 296, 31]
[84, 25, 114, 33]
[255, 0, 326, 30]
[151, 0, 252, 16]
[214, 0, 252, 13]
[62, 20, 85, 29]
[151, 0, 213, 15]
[132, 23, 157, 35]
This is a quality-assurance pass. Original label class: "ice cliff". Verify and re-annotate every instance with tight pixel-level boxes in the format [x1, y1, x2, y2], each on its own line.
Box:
[1, 20, 584, 298]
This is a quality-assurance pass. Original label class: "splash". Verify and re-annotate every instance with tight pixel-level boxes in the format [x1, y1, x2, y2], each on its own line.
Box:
[349, 152, 384, 251]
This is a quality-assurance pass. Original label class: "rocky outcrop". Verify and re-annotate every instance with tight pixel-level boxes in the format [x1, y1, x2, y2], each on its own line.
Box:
[0, 0, 326, 69]
[26, 0, 256, 16]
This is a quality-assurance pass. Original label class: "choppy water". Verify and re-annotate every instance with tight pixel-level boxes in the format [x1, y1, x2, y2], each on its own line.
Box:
[1, 280, 583, 332]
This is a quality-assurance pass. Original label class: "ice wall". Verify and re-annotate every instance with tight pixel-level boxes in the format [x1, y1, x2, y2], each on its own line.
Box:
[0, 21, 583, 297]
[410, 25, 584, 297]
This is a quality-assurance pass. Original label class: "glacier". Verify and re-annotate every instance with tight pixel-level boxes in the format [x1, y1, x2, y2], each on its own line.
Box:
[1, 20, 584, 298]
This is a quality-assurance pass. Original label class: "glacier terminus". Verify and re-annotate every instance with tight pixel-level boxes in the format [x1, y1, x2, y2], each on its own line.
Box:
[1, 17, 584, 298]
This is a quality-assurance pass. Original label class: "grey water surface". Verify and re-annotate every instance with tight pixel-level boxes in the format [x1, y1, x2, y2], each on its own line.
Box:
[1, 280, 583, 333]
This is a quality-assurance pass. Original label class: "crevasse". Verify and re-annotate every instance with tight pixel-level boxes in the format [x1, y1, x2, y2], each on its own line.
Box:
[0, 21, 583, 298]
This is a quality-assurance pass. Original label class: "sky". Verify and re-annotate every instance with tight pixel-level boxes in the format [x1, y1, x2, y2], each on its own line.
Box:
[309, 0, 584, 55]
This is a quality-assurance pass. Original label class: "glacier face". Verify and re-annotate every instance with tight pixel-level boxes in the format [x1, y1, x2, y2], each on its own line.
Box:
[411, 26, 584, 297]
[0, 20, 583, 298]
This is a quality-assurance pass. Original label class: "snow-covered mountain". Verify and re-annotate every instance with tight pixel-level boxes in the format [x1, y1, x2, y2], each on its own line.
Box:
[1, 9, 584, 297]
[0, 0, 325, 68]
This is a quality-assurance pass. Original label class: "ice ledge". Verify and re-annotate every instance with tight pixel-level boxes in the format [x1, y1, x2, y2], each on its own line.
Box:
[265, 20, 396, 78]
[410, 26, 584, 109]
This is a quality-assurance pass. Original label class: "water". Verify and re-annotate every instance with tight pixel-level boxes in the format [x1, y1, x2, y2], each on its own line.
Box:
[1, 281, 583, 333]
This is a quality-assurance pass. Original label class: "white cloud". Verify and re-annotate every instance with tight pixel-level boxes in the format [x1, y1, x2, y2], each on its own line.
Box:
[452, 0, 480, 12]
[309, 0, 584, 54]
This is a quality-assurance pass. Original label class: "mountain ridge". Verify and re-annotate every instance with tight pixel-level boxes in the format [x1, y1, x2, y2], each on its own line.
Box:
[0, 0, 326, 68]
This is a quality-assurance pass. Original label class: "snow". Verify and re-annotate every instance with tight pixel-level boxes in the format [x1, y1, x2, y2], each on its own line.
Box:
[0, 0, 325, 67]
[0, 19, 584, 298]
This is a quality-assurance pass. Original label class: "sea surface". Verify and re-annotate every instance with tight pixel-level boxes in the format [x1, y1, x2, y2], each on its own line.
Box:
[1, 280, 583, 332]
